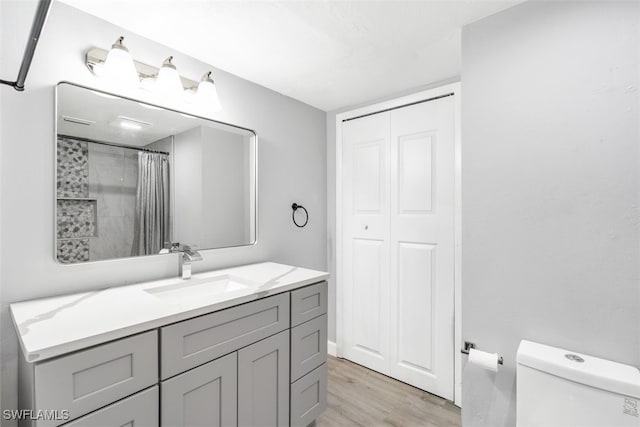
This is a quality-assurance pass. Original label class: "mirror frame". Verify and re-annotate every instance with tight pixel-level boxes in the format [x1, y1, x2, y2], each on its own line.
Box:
[54, 81, 259, 264]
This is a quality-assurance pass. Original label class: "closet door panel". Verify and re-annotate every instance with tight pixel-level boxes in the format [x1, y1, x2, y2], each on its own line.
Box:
[389, 97, 455, 400]
[342, 112, 391, 374]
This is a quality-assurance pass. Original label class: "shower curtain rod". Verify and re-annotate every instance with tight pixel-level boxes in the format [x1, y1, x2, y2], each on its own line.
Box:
[0, 0, 52, 91]
[58, 134, 171, 156]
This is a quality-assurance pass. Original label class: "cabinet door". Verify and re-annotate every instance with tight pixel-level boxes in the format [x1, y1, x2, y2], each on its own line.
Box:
[238, 330, 290, 427]
[161, 352, 237, 427]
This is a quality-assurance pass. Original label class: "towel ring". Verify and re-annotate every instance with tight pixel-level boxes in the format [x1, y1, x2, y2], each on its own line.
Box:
[291, 203, 309, 228]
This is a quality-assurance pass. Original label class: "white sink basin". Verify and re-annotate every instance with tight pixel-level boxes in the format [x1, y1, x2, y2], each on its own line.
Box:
[145, 274, 257, 303]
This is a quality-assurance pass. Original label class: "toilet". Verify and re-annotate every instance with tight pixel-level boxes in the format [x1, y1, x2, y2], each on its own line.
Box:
[516, 340, 640, 426]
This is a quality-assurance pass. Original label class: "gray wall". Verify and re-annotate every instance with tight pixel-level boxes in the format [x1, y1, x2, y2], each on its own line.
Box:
[172, 125, 250, 249]
[461, 1, 640, 425]
[173, 127, 204, 246]
[0, 2, 326, 421]
[200, 126, 249, 248]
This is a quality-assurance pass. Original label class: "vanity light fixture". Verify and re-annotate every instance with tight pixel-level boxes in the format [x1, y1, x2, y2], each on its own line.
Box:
[85, 39, 223, 112]
[102, 37, 139, 89]
[155, 56, 184, 99]
[195, 72, 222, 113]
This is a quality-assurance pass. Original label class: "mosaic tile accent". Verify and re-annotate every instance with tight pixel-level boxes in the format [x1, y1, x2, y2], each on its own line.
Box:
[57, 136, 89, 198]
[57, 239, 89, 264]
[57, 199, 97, 239]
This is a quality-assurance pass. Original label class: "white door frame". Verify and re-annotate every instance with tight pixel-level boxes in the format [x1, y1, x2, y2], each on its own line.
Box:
[335, 82, 462, 406]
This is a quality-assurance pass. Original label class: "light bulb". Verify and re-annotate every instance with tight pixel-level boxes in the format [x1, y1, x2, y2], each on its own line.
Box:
[195, 71, 222, 112]
[155, 56, 184, 99]
[102, 36, 139, 89]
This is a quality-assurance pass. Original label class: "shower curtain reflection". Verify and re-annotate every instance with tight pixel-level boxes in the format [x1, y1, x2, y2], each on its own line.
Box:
[131, 152, 171, 256]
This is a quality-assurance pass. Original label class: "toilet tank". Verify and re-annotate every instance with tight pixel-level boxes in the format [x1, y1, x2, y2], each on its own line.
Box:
[516, 340, 640, 427]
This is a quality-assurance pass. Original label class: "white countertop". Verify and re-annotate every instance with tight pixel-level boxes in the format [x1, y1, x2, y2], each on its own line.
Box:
[10, 262, 329, 363]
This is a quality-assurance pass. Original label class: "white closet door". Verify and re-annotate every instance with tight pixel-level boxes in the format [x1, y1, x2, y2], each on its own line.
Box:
[342, 112, 391, 373]
[341, 96, 455, 400]
[389, 97, 455, 399]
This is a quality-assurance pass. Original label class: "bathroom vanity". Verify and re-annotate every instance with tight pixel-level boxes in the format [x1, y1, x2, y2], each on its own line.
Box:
[10, 262, 328, 427]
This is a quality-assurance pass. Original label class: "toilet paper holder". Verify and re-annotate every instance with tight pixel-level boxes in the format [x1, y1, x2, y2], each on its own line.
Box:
[461, 341, 504, 365]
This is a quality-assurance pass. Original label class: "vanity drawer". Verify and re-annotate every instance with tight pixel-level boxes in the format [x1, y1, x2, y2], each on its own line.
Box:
[290, 314, 327, 382]
[63, 386, 158, 427]
[291, 281, 327, 327]
[161, 293, 289, 379]
[290, 363, 327, 427]
[33, 331, 157, 426]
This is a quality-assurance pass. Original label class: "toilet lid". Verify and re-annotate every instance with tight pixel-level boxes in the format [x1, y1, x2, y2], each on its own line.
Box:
[517, 340, 640, 399]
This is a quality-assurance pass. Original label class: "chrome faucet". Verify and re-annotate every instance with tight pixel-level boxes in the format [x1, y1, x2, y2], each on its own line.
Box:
[169, 243, 203, 280]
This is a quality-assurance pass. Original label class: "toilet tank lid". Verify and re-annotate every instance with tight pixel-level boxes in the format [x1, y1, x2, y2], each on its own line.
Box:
[516, 340, 640, 399]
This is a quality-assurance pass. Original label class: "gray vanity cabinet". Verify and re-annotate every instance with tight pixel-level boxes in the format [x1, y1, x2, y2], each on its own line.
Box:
[161, 353, 238, 427]
[17, 281, 327, 427]
[238, 331, 290, 427]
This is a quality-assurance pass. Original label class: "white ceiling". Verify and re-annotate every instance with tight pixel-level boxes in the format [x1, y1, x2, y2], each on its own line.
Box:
[59, 0, 522, 111]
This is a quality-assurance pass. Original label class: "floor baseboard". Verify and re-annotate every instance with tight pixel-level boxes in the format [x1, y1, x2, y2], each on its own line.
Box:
[327, 340, 337, 357]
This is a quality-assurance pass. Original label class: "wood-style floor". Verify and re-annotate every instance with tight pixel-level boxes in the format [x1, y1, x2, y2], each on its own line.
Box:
[318, 356, 462, 427]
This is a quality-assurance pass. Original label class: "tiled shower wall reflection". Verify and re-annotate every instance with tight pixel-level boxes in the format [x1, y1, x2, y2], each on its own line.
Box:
[88, 143, 138, 261]
[57, 137, 89, 197]
[57, 137, 92, 263]
[56, 136, 138, 263]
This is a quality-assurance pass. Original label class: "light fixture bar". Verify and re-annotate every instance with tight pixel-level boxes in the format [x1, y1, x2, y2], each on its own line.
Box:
[85, 47, 199, 91]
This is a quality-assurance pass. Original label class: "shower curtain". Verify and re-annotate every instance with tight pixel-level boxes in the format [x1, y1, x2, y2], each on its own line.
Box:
[131, 152, 170, 256]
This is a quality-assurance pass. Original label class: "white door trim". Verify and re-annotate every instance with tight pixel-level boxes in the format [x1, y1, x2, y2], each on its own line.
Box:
[335, 82, 462, 406]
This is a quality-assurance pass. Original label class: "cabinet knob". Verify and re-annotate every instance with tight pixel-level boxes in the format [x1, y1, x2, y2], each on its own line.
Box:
[364, 225, 369, 230]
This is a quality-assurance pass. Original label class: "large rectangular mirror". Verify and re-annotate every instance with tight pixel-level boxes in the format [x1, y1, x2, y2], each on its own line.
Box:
[55, 82, 256, 264]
